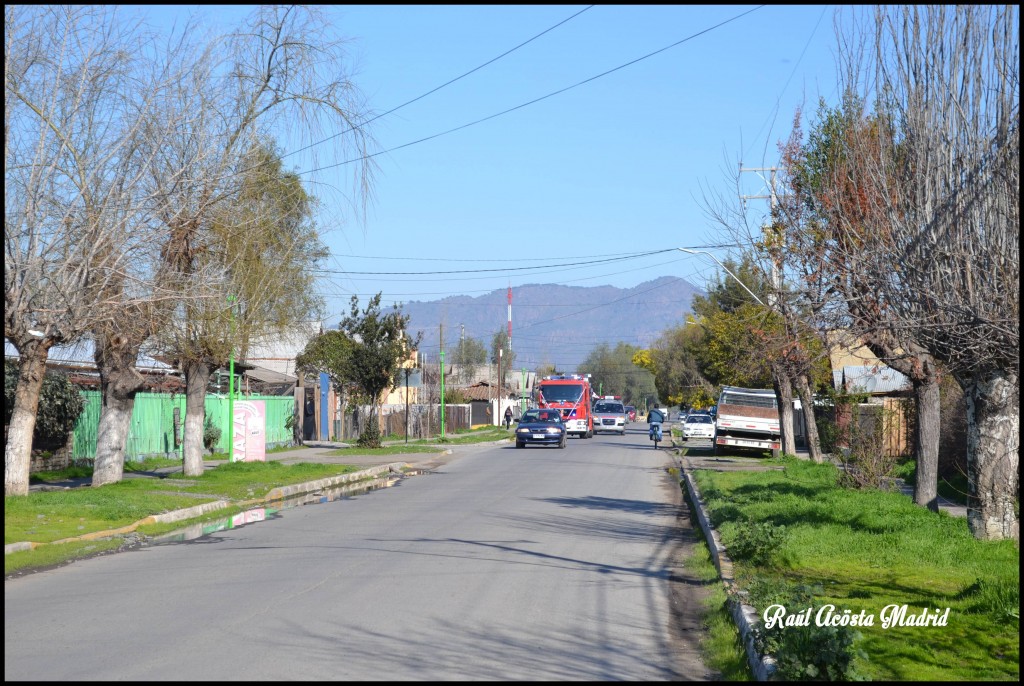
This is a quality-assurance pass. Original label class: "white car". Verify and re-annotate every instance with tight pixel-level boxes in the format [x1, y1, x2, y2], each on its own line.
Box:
[682, 414, 716, 440]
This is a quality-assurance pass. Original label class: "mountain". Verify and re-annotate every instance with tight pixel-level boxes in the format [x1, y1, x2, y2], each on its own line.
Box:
[401, 276, 704, 371]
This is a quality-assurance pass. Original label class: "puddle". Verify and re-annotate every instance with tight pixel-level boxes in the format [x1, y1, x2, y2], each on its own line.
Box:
[149, 471, 427, 545]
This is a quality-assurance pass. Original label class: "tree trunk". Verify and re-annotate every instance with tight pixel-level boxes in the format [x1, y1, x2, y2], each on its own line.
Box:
[91, 334, 147, 487]
[963, 370, 1019, 541]
[4, 341, 51, 496]
[794, 373, 825, 464]
[773, 371, 797, 456]
[912, 379, 941, 512]
[182, 359, 213, 477]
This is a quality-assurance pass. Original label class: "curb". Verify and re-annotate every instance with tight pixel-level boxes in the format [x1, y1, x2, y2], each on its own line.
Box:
[4, 463, 409, 556]
[673, 453, 777, 681]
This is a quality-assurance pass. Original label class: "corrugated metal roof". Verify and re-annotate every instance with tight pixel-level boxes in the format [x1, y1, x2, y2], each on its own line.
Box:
[840, 365, 911, 395]
[4, 338, 174, 372]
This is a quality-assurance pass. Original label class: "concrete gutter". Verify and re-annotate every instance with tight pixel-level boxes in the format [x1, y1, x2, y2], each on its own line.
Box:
[5, 462, 409, 556]
[672, 450, 778, 681]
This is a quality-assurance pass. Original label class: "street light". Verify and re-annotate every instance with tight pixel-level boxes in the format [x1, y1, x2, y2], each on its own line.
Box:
[678, 248, 767, 307]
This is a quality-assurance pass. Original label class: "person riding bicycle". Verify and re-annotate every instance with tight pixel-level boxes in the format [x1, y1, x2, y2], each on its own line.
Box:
[647, 408, 665, 442]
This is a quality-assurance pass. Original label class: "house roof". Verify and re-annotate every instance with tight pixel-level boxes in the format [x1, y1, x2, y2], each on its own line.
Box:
[4, 338, 175, 373]
[833, 365, 911, 395]
[457, 381, 513, 401]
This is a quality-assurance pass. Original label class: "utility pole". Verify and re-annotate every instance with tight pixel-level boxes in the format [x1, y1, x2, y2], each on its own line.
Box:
[460, 323, 465, 383]
[440, 323, 445, 439]
[498, 347, 503, 427]
[739, 163, 783, 306]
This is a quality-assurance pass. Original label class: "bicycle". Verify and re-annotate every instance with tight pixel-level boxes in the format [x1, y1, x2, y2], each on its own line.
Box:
[649, 420, 663, 449]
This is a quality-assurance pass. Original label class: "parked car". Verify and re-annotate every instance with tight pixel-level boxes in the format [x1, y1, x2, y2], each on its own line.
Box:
[592, 398, 627, 434]
[515, 409, 567, 449]
[625, 406, 637, 422]
[682, 413, 716, 440]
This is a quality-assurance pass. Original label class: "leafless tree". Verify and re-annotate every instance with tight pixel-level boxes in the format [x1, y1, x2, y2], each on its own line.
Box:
[4, 6, 172, 495]
[96, 5, 376, 479]
[833, 6, 1019, 539]
[775, 101, 945, 511]
[698, 170, 832, 463]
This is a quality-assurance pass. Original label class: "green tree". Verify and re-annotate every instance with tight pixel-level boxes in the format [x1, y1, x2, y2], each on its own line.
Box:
[580, 342, 656, 407]
[339, 293, 421, 448]
[646, 320, 716, 410]
[295, 330, 357, 442]
[4, 361, 85, 450]
[451, 336, 487, 383]
[490, 329, 516, 389]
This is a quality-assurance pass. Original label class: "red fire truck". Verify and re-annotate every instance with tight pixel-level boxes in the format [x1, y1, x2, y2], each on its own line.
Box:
[535, 374, 595, 439]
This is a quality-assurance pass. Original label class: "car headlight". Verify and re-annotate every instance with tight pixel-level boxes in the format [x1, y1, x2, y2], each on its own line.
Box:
[547, 428, 562, 434]
[517, 428, 530, 433]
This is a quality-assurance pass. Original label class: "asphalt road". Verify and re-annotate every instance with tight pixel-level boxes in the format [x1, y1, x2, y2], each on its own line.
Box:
[5, 425, 714, 681]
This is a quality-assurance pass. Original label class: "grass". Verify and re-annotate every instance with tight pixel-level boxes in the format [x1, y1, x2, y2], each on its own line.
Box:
[5, 459, 373, 575]
[680, 487, 753, 680]
[691, 457, 1019, 681]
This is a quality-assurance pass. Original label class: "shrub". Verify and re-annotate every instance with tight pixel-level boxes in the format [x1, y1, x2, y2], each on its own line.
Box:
[356, 419, 382, 448]
[751, 582, 870, 682]
[836, 404, 901, 491]
[4, 360, 85, 449]
[203, 417, 222, 455]
[729, 520, 787, 566]
[770, 622, 869, 681]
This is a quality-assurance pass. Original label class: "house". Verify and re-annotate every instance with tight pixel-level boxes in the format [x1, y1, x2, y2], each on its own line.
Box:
[456, 381, 518, 427]
[826, 332, 914, 457]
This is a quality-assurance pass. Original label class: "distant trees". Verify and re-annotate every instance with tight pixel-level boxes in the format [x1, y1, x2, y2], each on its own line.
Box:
[451, 336, 487, 383]
[490, 329, 516, 389]
[581, 342, 656, 407]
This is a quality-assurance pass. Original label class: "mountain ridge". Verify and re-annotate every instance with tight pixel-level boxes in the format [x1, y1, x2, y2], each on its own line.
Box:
[401, 276, 703, 371]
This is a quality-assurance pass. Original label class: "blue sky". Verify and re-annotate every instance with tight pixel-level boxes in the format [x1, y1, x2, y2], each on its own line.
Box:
[135, 4, 840, 328]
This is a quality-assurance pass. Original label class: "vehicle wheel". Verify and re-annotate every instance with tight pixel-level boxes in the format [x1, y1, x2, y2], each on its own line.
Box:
[516, 441, 525, 449]
[559, 434, 566, 449]
[619, 429, 626, 436]
[712, 441, 720, 456]
[586, 427, 593, 439]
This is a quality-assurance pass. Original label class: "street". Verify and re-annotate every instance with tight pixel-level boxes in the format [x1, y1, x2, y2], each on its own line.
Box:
[5, 425, 713, 680]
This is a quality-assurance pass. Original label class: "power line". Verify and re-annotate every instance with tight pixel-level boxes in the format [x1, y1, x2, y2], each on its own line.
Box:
[311, 249, 673, 275]
[298, 5, 767, 176]
[282, 6, 596, 161]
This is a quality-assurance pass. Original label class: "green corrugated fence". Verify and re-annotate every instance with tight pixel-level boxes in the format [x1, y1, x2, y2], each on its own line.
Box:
[72, 392, 296, 461]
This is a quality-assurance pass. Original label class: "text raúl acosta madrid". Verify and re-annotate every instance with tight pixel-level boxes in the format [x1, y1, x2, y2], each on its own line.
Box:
[763, 604, 950, 629]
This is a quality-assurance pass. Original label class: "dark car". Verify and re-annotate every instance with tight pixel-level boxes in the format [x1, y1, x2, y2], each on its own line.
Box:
[514, 409, 567, 449]
[625, 405, 637, 422]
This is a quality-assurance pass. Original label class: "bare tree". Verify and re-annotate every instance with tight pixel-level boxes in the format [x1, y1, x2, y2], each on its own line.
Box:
[833, 6, 1019, 539]
[4, 6, 169, 495]
[775, 99, 945, 510]
[101, 5, 376, 479]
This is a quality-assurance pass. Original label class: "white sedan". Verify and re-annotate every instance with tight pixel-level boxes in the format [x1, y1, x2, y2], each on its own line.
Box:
[682, 414, 716, 440]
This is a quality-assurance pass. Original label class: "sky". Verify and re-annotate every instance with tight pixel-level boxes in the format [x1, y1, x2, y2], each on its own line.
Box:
[133, 4, 842, 343]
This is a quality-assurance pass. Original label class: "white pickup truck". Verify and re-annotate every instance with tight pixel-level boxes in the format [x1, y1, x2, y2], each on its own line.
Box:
[713, 386, 781, 457]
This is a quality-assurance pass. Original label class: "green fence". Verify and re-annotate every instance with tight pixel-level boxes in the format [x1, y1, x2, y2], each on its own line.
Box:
[73, 392, 296, 461]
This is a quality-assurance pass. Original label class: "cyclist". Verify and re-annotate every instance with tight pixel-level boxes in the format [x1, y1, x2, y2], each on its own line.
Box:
[647, 407, 665, 445]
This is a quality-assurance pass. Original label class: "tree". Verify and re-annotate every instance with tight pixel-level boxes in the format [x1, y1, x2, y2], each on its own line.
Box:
[339, 293, 420, 448]
[451, 336, 487, 383]
[829, 6, 1019, 539]
[580, 342, 657, 407]
[143, 6, 375, 478]
[490, 329, 516, 389]
[4, 361, 85, 451]
[5, 6, 174, 495]
[780, 98, 946, 507]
